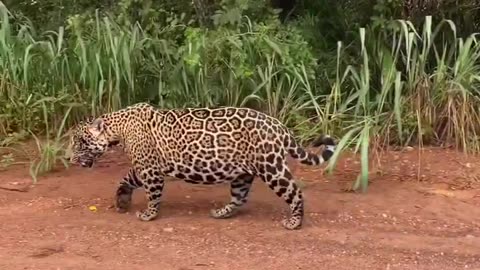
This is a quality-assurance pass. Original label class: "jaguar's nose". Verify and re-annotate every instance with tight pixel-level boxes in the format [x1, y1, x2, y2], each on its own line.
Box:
[80, 159, 94, 168]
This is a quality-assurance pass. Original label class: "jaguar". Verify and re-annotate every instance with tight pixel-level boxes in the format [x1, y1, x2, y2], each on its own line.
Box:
[68, 102, 336, 230]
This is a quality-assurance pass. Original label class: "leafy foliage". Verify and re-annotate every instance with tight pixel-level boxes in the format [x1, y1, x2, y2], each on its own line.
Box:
[2, 0, 480, 189]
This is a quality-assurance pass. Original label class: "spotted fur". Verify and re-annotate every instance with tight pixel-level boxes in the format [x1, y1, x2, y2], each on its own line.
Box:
[68, 102, 336, 230]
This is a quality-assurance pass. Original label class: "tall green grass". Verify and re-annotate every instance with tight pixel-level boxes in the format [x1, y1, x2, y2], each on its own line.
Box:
[322, 16, 480, 191]
[1, 1, 480, 190]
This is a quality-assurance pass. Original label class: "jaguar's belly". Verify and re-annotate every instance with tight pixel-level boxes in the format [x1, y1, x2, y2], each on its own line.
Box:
[170, 164, 245, 185]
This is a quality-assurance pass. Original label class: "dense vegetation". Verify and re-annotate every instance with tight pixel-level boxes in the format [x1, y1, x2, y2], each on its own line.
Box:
[1, 0, 480, 189]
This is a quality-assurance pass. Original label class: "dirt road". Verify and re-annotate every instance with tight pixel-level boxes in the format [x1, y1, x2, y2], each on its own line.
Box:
[1, 147, 479, 270]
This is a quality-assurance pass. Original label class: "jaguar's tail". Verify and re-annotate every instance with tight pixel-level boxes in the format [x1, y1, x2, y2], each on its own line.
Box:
[286, 134, 336, 166]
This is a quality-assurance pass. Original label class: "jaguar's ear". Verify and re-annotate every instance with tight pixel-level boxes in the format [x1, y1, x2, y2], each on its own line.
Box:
[88, 118, 105, 137]
[85, 116, 96, 124]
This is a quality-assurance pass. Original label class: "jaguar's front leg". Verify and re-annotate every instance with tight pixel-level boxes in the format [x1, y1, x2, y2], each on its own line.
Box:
[136, 169, 165, 221]
[115, 168, 143, 213]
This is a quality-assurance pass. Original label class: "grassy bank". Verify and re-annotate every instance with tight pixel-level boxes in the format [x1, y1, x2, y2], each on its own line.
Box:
[1, 3, 480, 190]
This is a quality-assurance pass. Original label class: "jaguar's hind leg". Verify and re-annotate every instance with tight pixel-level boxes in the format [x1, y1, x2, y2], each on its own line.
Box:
[259, 163, 304, 230]
[210, 174, 254, 219]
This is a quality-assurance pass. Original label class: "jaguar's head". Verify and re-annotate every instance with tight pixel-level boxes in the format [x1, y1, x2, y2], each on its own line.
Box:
[67, 117, 109, 168]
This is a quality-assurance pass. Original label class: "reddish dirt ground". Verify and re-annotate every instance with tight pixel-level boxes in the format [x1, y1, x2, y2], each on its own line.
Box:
[1, 147, 480, 270]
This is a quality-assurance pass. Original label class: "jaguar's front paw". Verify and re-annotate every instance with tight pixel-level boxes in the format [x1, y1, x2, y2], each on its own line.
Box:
[115, 187, 132, 213]
[115, 196, 131, 213]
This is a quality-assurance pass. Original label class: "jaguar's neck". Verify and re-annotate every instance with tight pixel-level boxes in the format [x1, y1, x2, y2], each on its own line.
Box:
[98, 103, 161, 144]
